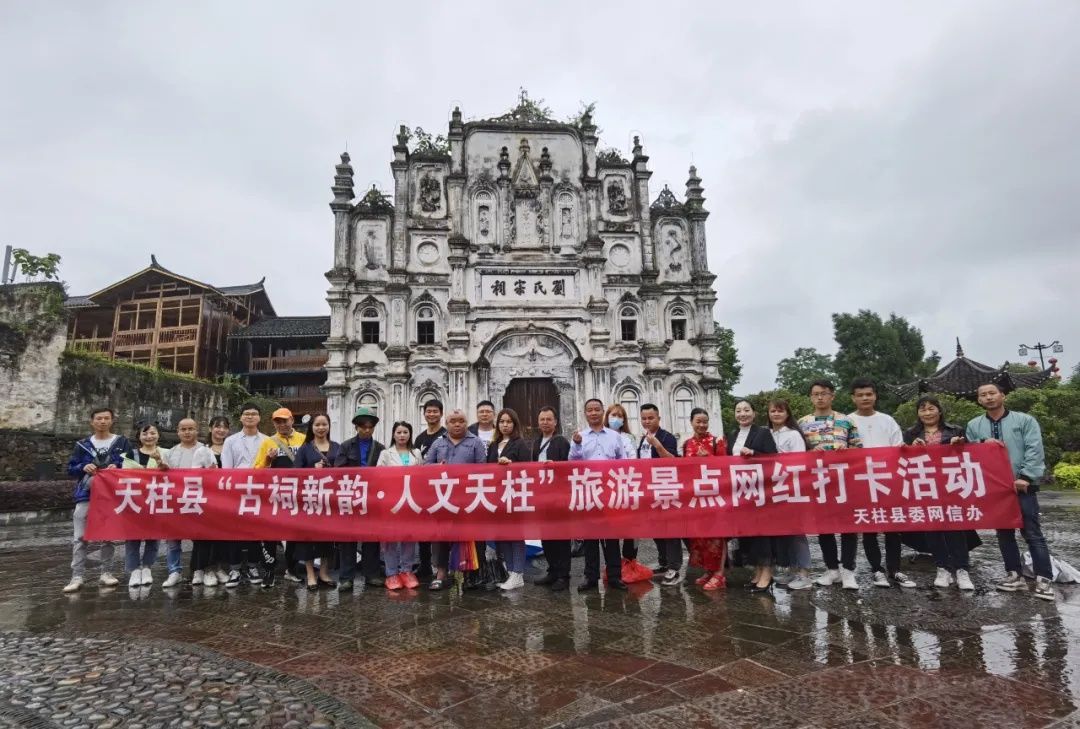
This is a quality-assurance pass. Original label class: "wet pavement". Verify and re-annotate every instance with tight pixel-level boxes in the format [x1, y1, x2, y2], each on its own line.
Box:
[3, 493, 1080, 728]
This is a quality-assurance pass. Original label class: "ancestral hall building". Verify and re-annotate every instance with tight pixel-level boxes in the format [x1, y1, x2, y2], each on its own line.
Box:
[324, 99, 723, 441]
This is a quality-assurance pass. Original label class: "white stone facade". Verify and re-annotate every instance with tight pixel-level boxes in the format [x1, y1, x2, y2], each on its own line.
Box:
[324, 104, 723, 443]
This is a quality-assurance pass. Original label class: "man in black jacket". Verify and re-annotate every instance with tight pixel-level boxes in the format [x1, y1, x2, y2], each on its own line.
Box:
[637, 403, 682, 587]
[333, 407, 386, 591]
[529, 406, 573, 591]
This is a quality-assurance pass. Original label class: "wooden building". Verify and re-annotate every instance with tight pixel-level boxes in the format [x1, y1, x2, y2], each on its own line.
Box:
[65, 256, 275, 379]
[228, 317, 330, 418]
[893, 339, 1056, 401]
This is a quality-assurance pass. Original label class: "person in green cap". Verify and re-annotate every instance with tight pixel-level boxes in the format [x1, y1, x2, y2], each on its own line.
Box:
[333, 406, 386, 592]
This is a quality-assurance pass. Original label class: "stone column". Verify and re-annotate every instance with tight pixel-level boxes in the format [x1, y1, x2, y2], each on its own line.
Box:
[390, 126, 410, 270]
[330, 152, 354, 270]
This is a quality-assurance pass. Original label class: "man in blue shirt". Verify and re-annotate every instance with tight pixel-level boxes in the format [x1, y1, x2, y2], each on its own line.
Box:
[966, 382, 1054, 601]
[424, 408, 488, 591]
[333, 407, 386, 592]
[571, 398, 634, 591]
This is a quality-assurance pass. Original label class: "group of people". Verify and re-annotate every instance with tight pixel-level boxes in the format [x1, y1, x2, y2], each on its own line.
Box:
[62, 377, 1055, 602]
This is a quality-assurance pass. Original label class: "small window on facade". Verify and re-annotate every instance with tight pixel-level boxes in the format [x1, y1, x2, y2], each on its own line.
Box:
[619, 389, 641, 433]
[620, 306, 638, 342]
[674, 386, 695, 437]
[360, 307, 380, 344]
[358, 392, 379, 416]
[416, 305, 436, 345]
[671, 306, 687, 341]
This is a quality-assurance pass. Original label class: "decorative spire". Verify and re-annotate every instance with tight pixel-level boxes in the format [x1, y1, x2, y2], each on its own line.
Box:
[685, 165, 705, 212]
[539, 146, 552, 176]
[632, 135, 643, 158]
[451, 106, 462, 125]
[395, 124, 410, 150]
[331, 151, 355, 205]
[956, 337, 964, 358]
[498, 146, 511, 178]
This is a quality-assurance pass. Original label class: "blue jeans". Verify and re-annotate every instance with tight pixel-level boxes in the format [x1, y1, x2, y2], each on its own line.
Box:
[382, 542, 418, 575]
[124, 540, 159, 572]
[998, 491, 1052, 579]
[496, 540, 526, 573]
[166, 539, 183, 575]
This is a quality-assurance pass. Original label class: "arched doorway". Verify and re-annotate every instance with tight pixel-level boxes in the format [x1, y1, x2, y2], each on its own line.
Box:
[503, 378, 559, 439]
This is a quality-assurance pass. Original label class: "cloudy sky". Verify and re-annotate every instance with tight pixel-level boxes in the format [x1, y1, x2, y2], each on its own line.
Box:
[2, 2, 1077, 392]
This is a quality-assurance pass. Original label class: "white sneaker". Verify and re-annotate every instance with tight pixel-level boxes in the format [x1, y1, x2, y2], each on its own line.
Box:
[192, 570, 204, 586]
[140, 567, 152, 586]
[997, 571, 1026, 592]
[892, 572, 916, 589]
[955, 570, 975, 591]
[498, 572, 525, 590]
[247, 567, 263, 584]
[872, 571, 891, 588]
[99, 572, 119, 587]
[934, 568, 953, 588]
[63, 577, 83, 593]
[214, 568, 229, 584]
[225, 570, 241, 588]
[773, 570, 794, 586]
[203, 570, 218, 587]
[787, 576, 814, 591]
[841, 568, 858, 590]
[1034, 576, 1056, 601]
[128, 571, 142, 588]
[815, 569, 841, 586]
[162, 572, 182, 588]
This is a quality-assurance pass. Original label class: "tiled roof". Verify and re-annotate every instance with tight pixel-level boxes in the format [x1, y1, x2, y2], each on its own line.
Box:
[64, 295, 97, 309]
[230, 316, 330, 339]
[893, 349, 1054, 400]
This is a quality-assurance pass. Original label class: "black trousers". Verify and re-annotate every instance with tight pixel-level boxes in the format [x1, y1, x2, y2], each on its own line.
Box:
[818, 533, 858, 571]
[741, 536, 776, 568]
[226, 541, 262, 569]
[190, 541, 226, 571]
[418, 542, 432, 574]
[542, 539, 571, 579]
[583, 539, 622, 582]
[339, 541, 382, 581]
[653, 538, 684, 572]
[621, 540, 637, 560]
[862, 532, 902, 574]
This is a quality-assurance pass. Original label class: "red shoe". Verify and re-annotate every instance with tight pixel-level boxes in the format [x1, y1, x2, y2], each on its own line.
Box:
[703, 573, 727, 591]
[400, 571, 419, 589]
[385, 574, 403, 590]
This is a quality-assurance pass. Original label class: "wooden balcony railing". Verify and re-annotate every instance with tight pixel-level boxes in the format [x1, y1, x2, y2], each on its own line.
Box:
[158, 325, 199, 345]
[67, 337, 111, 354]
[112, 325, 199, 350]
[113, 330, 154, 349]
[249, 354, 329, 372]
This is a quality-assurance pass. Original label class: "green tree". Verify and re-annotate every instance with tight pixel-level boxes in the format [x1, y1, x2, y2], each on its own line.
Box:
[893, 393, 984, 433]
[775, 347, 836, 394]
[832, 310, 928, 409]
[11, 248, 62, 282]
[1005, 383, 1080, 470]
[714, 323, 742, 402]
[736, 389, 813, 427]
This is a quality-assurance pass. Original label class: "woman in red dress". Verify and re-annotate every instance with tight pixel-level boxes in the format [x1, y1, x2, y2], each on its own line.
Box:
[683, 407, 728, 590]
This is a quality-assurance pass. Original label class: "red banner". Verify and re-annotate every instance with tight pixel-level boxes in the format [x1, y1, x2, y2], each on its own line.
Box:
[85, 444, 1021, 541]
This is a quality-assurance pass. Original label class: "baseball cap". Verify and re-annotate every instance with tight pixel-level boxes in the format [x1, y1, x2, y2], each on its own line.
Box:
[271, 407, 293, 420]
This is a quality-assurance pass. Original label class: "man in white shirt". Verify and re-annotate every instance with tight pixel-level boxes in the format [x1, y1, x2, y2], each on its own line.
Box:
[848, 378, 914, 589]
[468, 400, 497, 445]
[220, 402, 270, 587]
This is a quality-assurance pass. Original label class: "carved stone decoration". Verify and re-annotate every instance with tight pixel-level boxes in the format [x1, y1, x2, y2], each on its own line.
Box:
[354, 221, 387, 272]
[392, 298, 405, 329]
[363, 229, 379, 270]
[560, 207, 572, 238]
[485, 330, 578, 425]
[419, 174, 441, 212]
[512, 197, 544, 249]
[479, 206, 491, 238]
[664, 228, 684, 272]
[607, 179, 629, 215]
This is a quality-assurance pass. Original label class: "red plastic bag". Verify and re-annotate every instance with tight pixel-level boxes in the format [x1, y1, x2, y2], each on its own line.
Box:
[603, 557, 654, 584]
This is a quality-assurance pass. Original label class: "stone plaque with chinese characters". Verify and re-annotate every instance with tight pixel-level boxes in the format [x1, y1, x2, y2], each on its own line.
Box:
[480, 274, 575, 302]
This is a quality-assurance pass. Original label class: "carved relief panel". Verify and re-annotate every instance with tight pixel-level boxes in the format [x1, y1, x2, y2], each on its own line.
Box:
[354, 220, 389, 273]
[654, 218, 691, 284]
[601, 234, 642, 275]
[406, 232, 449, 274]
[471, 189, 497, 248]
[410, 163, 447, 220]
[600, 171, 634, 222]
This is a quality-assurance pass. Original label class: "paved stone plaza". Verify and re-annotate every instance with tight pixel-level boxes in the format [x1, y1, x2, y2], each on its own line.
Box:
[3, 495, 1080, 728]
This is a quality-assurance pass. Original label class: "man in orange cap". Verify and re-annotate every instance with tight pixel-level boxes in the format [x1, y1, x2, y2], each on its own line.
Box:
[252, 407, 307, 587]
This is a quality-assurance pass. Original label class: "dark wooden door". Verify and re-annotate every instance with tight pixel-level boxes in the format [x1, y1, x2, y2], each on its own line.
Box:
[503, 378, 559, 439]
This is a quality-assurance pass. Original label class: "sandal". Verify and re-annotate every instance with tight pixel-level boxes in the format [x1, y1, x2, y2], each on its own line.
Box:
[694, 574, 710, 585]
[703, 573, 726, 591]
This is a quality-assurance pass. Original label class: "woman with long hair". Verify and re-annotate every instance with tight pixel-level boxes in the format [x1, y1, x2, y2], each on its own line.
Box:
[488, 408, 530, 590]
[191, 416, 231, 587]
[727, 400, 779, 593]
[767, 399, 814, 590]
[903, 395, 973, 590]
[294, 413, 340, 590]
[605, 403, 640, 562]
[683, 408, 728, 590]
[122, 422, 168, 589]
[376, 421, 423, 590]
